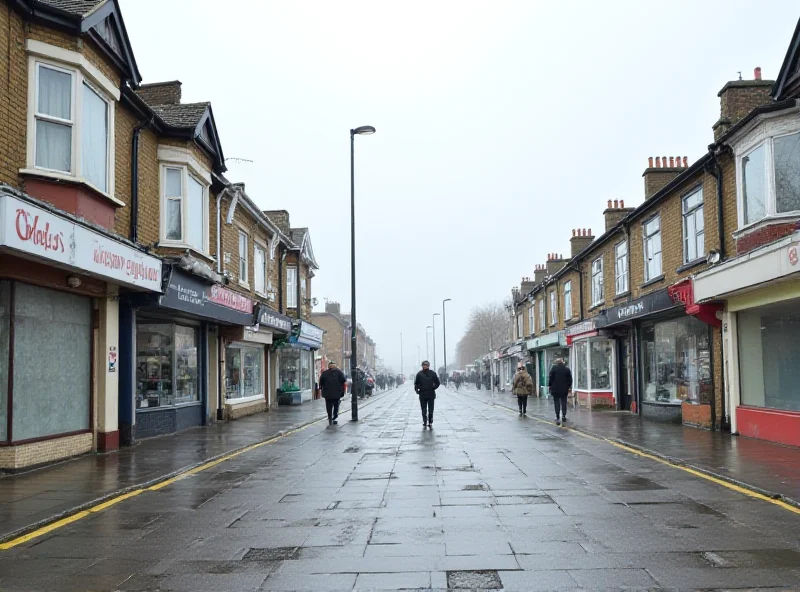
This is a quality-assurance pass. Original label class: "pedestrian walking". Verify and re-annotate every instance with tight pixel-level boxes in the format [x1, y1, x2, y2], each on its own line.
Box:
[414, 360, 440, 428]
[319, 361, 346, 426]
[548, 357, 572, 425]
[512, 364, 534, 415]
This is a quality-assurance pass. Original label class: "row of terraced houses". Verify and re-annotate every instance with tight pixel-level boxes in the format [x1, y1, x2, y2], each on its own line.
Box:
[492, 18, 800, 449]
[0, 0, 329, 469]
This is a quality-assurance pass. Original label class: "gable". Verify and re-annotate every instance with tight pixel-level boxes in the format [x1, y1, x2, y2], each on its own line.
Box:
[772, 17, 800, 100]
[82, 1, 141, 85]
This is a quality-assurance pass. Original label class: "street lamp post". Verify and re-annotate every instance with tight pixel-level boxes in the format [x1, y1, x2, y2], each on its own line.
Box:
[432, 313, 440, 372]
[349, 125, 376, 422]
[426, 326, 432, 361]
[442, 299, 451, 375]
[400, 332, 403, 377]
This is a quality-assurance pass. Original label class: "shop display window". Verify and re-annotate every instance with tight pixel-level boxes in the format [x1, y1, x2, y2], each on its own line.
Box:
[300, 349, 312, 391]
[0, 283, 8, 441]
[226, 344, 264, 400]
[590, 341, 612, 390]
[136, 323, 199, 408]
[575, 341, 588, 390]
[641, 317, 711, 404]
[739, 300, 800, 412]
[279, 349, 301, 392]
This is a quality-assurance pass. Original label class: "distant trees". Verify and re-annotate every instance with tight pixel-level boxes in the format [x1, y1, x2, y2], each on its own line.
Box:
[456, 301, 512, 368]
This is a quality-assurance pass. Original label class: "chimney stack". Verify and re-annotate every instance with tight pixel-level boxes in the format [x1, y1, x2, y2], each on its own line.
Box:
[520, 276, 535, 295]
[325, 301, 341, 316]
[603, 199, 636, 231]
[570, 228, 595, 257]
[533, 264, 547, 284]
[713, 66, 773, 140]
[643, 155, 689, 199]
[135, 80, 182, 106]
[546, 253, 568, 276]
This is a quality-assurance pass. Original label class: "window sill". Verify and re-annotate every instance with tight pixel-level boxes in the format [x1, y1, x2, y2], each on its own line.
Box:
[589, 301, 605, 312]
[239, 281, 251, 290]
[157, 242, 216, 263]
[641, 275, 665, 289]
[19, 168, 124, 207]
[613, 291, 631, 301]
[676, 258, 707, 274]
[734, 213, 800, 239]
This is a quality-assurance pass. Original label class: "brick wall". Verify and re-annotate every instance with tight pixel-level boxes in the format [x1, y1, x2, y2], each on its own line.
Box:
[136, 81, 182, 106]
[314, 313, 347, 368]
[0, 7, 27, 187]
[714, 80, 774, 140]
[264, 210, 290, 235]
[0, 432, 92, 470]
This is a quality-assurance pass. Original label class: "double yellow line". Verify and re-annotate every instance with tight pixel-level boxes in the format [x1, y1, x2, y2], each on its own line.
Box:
[492, 402, 800, 516]
[0, 421, 321, 550]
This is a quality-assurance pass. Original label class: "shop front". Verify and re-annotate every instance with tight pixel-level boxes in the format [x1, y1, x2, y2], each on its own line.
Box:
[566, 320, 615, 409]
[526, 332, 568, 398]
[598, 288, 715, 424]
[498, 342, 525, 391]
[0, 189, 162, 468]
[276, 320, 324, 405]
[124, 267, 254, 440]
[694, 236, 800, 445]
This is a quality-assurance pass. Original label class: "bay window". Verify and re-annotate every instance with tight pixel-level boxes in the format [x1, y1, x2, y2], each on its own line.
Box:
[682, 188, 704, 263]
[573, 338, 614, 392]
[615, 241, 628, 295]
[564, 281, 572, 320]
[161, 165, 209, 253]
[591, 257, 604, 305]
[287, 266, 298, 308]
[643, 215, 662, 281]
[30, 59, 114, 194]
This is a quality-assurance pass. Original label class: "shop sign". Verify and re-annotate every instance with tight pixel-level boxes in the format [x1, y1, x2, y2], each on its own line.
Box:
[291, 320, 324, 349]
[159, 267, 255, 325]
[0, 194, 162, 291]
[257, 306, 293, 333]
[599, 289, 678, 327]
[243, 327, 273, 345]
[526, 331, 566, 351]
[565, 319, 597, 337]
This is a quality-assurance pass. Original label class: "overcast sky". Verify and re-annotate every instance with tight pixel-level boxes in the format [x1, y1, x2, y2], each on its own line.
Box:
[123, 0, 797, 373]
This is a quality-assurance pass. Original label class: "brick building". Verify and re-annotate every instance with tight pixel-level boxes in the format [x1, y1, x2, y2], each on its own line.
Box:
[0, 0, 323, 468]
[312, 301, 379, 377]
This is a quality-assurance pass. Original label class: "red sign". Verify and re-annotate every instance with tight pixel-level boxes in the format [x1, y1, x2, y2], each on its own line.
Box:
[15, 207, 67, 255]
[208, 284, 253, 313]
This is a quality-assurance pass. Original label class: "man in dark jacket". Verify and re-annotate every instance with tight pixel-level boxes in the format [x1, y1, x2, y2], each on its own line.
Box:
[319, 361, 346, 426]
[414, 361, 440, 428]
[548, 357, 573, 425]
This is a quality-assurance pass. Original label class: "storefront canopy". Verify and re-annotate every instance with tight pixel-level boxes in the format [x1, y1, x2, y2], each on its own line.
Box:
[290, 320, 324, 349]
[157, 267, 255, 326]
[596, 288, 680, 328]
[527, 331, 566, 351]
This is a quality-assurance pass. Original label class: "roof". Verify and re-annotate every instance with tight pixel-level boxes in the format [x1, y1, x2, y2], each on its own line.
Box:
[35, 0, 105, 16]
[773, 17, 800, 101]
[150, 102, 209, 129]
[290, 228, 308, 248]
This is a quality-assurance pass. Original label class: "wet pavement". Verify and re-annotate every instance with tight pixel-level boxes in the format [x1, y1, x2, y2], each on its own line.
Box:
[0, 390, 395, 542]
[463, 385, 800, 505]
[1, 384, 800, 591]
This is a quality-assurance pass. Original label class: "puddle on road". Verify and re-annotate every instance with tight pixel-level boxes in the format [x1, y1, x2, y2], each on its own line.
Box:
[604, 476, 666, 491]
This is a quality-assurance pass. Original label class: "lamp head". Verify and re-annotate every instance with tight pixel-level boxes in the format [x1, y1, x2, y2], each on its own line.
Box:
[351, 125, 376, 136]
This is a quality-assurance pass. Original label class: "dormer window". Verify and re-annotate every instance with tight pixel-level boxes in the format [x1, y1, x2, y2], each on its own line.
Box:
[736, 119, 800, 228]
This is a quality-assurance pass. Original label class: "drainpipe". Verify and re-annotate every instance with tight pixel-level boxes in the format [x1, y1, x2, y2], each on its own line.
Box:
[279, 251, 286, 312]
[130, 116, 153, 243]
[296, 262, 302, 321]
[214, 185, 234, 422]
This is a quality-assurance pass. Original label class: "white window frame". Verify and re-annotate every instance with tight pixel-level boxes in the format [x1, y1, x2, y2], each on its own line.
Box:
[549, 291, 557, 326]
[591, 256, 604, 306]
[254, 242, 267, 295]
[287, 266, 298, 309]
[158, 162, 211, 256]
[528, 304, 535, 337]
[643, 215, 662, 282]
[615, 240, 629, 295]
[238, 231, 249, 287]
[564, 281, 572, 320]
[682, 187, 705, 264]
[538, 298, 545, 333]
[24, 51, 117, 202]
[516, 314, 523, 339]
[733, 115, 800, 231]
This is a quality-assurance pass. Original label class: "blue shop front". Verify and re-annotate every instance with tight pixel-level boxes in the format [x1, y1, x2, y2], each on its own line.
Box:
[120, 265, 256, 442]
[275, 320, 324, 405]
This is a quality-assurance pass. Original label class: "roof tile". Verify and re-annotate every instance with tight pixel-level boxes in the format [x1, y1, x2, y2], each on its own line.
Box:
[37, 0, 106, 17]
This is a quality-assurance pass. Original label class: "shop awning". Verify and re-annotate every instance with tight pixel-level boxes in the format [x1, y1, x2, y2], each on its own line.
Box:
[0, 190, 162, 292]
[526, 331, 566, 351]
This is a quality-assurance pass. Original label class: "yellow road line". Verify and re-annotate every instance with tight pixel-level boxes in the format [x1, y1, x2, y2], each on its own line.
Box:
[0, 419, 324, 550]
[492, 398, 800, 516]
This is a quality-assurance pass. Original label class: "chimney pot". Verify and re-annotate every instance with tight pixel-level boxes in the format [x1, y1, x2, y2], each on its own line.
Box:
[588, 228, 592, 236]
[572, 229, 576, 237]
[607, 199, 612, 208]
[613, 199, 619, 208]
[620, 199, 625, 207]
[648, 156, 654, 168]
[669, 156, 675, 167]
[754, 66, 762, 81]
[655, 156, 661, 168]
[662, 156, 667, 168]
[683, 156, 688, 167]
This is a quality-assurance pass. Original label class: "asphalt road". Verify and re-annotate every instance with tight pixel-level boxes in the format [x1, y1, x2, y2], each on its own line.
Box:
[1, 385, 799, 591]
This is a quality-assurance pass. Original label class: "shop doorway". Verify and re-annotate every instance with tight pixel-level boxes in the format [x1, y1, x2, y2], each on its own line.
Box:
[538, 351, 547, 397]
[619, 337, 633, 411]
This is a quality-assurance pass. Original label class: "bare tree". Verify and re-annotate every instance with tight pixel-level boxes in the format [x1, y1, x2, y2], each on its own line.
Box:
[456, 301, 512, 367]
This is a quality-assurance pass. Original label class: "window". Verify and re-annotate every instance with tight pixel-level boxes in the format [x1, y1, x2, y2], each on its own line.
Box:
[573, 338, 614, 392]
[516, 314, 523, 339]
[301, 275, 307, 302]
[739, 299, 800, 412]
[615, 241, 628, 295]
[254, 245, 266, 294]
[740, 130, 800, 226]
[643, 216, 662, 281]
[278, 349, 313, 392]
[136, 322, 199, 409]
[591, 257, 604, 305]
[575, 341, 588, 390]
[238, 231, 248, 285]
[549, 291, 557, 326]
[226, 344, 264, 400]
[538, 298, 545, 332]
[31, 61, 113, 193]
[287, 266, 297, 308]
[161, 166, 208, 253]
[528, 305, 535, 336]
[683, 188, 705, 263]
[564, 281, 572, 320]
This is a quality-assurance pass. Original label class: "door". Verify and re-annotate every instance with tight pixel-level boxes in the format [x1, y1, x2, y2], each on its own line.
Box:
[619, 337, 632, 411]
[538, 351, 547, 397]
